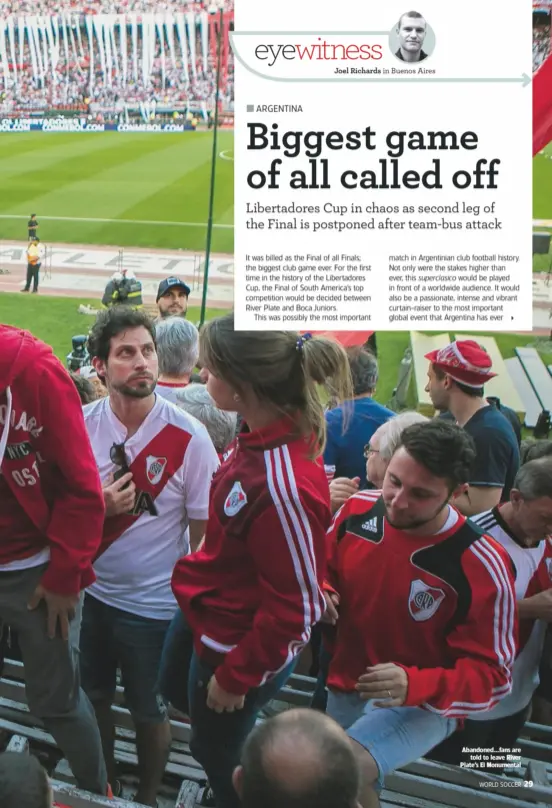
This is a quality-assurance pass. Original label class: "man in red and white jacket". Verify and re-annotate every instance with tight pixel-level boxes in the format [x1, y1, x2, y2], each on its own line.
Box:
[324, 420, 517, 808]
[0, 325, 107, 795]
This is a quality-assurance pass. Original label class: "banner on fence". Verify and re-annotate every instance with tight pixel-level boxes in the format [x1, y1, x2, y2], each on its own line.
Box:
[0, 118, 194, 132]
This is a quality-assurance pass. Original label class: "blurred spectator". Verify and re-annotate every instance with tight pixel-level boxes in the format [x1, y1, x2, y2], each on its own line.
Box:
[430, 457, 552, 766]
[70, 370, 97, 404]
[156, 277, 191, 320]
[233, 709, 362, 808]
[101, 270, 143, 308]
[175, 382, 237, 455]
[22, 238, 45, 295]
[0, 752, 52, 808]
[79, 365, 108, 399]
[425, 340, 520, 515]
[324, 347, 393, 485]
[364, 410, 430, 489]
[329, 410, 429, 514]
[521, 438, 552, 465]
[155, 316, 199, 403]
[28, 213, 39, 242]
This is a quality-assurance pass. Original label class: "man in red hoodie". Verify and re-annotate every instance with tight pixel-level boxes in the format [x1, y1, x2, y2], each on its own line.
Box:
[0, 326, 107, 794]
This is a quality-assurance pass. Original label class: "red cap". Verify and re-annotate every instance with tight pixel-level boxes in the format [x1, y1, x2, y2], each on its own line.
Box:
[425, 340, 497, 388]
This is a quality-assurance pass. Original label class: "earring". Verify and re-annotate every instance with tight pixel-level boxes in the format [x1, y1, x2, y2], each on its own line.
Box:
[233, 393, 241, 403]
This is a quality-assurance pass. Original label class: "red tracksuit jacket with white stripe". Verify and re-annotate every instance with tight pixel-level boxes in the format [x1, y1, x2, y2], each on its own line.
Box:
[326, 491, 518, 718]
[171, 417, 329, 696]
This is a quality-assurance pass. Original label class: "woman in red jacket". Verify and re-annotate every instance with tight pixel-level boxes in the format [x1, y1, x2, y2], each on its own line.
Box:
[158, 313, 351, 808]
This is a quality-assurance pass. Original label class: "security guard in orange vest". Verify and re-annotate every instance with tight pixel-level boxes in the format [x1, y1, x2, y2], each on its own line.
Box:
[22, 238, 45, 294]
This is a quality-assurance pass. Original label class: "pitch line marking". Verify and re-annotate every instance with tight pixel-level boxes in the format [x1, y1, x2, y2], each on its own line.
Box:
[0, 214, 234, 229]
[219, 150, 234, 161]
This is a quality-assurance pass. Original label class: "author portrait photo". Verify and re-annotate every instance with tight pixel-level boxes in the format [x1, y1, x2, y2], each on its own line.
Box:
[392, 11, 433, 63]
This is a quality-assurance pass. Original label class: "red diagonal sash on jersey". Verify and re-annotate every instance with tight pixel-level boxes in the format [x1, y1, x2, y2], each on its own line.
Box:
[95, 423, 191, 560]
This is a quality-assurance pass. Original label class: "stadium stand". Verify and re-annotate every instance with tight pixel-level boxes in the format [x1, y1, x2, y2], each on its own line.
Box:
[534, 6, 551, 72]
[0, 4, 234, 121]
[2, 660, 552, 808]
[409, 331, 450, 415]
[3, 2, 234, 15]
[455, 334, 526, 422]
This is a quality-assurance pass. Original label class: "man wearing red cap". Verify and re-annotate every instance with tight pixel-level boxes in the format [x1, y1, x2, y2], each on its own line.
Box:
[425, 340, 520, 516]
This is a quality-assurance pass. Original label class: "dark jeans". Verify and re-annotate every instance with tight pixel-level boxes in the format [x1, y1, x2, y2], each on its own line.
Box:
[311, 639, 331, 712]
[309, 623, 333, 712]
[157, 610, 296, 808]
[25, 262, 40, 291]
[537, 625, 552, 701]
[80, 594, 171, 723]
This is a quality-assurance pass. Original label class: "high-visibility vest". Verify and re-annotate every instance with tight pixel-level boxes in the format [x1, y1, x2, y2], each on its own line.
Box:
[125, 279, 143, 306]
[101, 278, 144, 309]
[27, 245, 40, 265]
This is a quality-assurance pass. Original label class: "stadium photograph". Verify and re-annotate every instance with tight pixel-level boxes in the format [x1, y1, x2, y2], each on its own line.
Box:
[0, 0, 235, 327]
[2, 3, 552, 808]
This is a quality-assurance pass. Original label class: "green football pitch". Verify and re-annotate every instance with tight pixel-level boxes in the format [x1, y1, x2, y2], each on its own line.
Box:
[529, 147, 552, 272]
[0, 131, 234, 253]
[534, 143, 552, 221]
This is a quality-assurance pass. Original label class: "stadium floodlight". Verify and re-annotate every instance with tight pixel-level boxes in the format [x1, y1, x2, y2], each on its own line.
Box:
[200, 4, 225, 327]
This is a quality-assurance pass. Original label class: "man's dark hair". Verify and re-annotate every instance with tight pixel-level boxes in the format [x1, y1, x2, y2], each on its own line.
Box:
[346, 347, 378, 396]
[432, 364, 484, 398]
[398, 420, 476, 490]
[240, 710, 360, 808]
[0, 752, 51, 808]
[87, 306, 156, 362]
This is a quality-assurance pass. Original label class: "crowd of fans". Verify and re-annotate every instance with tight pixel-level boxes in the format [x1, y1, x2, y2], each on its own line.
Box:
[534, 18, 550, 72]
[0, 10, 234, 116]
[2, 294, 552, 808]
[0, 59, 232, 116]
[2, 1, 233, 15]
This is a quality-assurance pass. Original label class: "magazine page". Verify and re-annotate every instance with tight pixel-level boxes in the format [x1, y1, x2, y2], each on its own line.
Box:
[1, 1, 552, 804]
[233, 0, 532, 331]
